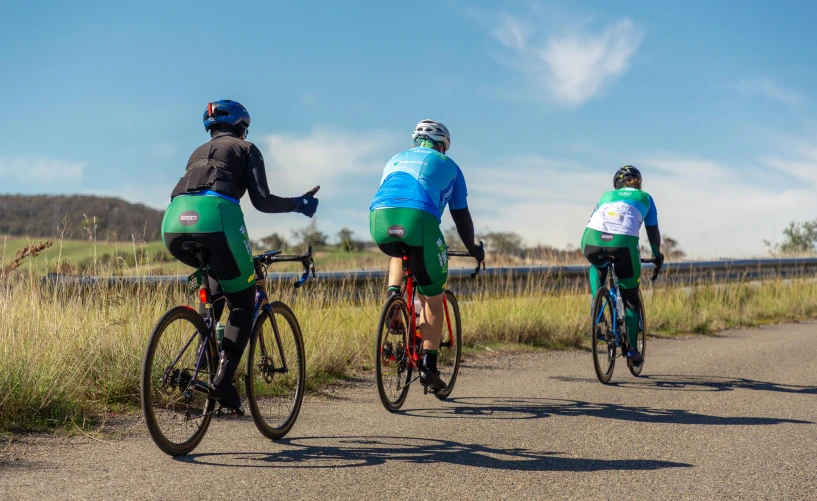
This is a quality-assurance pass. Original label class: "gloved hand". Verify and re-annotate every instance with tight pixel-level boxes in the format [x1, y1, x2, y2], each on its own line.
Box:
[293, 186, 320, 218]
[654, 252, 665, 270]
[469, 243, 485, 263]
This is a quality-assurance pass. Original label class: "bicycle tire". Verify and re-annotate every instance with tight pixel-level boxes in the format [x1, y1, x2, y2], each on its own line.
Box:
[591, 287, 616, 384]
[627, 290, 647, 377]
[141, 306, 216, 456]
[374, 294, 412, 412]
[245, 302, 306, 440]
[434, 290, 463, 400]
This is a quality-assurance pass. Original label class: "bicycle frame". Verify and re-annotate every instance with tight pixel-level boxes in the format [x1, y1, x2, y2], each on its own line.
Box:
[594, 261, 626, 350]
[168, 247, 314, 400]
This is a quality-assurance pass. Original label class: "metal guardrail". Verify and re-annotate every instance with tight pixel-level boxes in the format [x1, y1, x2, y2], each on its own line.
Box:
[41, 258, 817, 291]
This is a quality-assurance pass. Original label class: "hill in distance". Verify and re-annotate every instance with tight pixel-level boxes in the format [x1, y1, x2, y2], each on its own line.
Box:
[0, 194, 164, 241]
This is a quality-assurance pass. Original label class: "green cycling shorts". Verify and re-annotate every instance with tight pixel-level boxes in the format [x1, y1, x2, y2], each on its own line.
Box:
[369, 207, 448, 297]
[581, 227, 641, 290]
[162, 195, 255, 293]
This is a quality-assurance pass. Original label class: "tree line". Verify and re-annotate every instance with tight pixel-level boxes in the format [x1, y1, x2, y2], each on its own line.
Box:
[0, 195, 164, 241]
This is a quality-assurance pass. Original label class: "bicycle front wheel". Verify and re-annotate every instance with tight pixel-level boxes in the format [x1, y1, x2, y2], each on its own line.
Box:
[141, 306, 216, 456]
[374, 294, 412, 412]
[628, 290, 647, 377]
[591, 287, 616, 384]
[245, 302, 306, 440]
[434, 290, 463, 400]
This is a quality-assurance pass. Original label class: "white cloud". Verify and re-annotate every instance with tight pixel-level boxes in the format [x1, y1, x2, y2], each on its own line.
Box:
[492, 13, 530, 51]
[480, 11, 644, 107]
[540, 20, 643, 106]
[735, 77, 804, 107]
[0, 157, 86, 185]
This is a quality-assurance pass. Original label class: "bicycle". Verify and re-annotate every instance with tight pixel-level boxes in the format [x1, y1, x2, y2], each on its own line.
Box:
[590, 256, 661, 384]
[374, 243, 484, 412]
[140, 242, 315, 456]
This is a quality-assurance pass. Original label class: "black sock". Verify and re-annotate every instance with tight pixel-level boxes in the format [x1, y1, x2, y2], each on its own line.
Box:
[423, 350, 439, 373]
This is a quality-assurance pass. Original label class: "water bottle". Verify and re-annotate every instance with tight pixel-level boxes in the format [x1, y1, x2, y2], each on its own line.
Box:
[215, 322, 225, 350]
[615, 292, 625, 321]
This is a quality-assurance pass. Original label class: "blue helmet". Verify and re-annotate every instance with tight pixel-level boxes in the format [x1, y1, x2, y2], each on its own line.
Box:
[203, 100, 251, 132]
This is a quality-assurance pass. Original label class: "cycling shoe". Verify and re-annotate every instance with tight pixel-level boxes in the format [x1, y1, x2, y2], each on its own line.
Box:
[209, 382, 244, 415]
[419, 369, 446, 392]
[625, 347, 643, 364]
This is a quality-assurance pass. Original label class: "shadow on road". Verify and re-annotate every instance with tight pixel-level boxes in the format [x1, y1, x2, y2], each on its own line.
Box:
[402, 397, 812, 425]
[177, 435, 692, 472]
[552, 374, 817, 394]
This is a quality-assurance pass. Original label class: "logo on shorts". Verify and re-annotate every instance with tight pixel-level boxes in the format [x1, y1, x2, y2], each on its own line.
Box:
[387, 225, 406, 238]
[179, 211, 200, 226]
[601, 233, 614, 242]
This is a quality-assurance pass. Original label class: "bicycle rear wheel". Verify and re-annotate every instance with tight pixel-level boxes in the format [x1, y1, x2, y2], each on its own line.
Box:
[141, 306, 216, 456]
[245, 302, 306, 440]
[434, 290, 462, 400]
[627, 290, 647, 377]
[591, 287, 616, 384]
[374, 294, 412, 412]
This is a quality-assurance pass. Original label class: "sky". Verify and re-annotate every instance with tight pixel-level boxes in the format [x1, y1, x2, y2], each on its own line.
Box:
[2, 0, 817, 257]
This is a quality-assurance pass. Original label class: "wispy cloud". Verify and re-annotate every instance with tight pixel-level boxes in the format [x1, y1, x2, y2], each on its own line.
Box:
[0, 156, 86, 185]
[477, 9, 644, 107]
[735, 77, 804, 107]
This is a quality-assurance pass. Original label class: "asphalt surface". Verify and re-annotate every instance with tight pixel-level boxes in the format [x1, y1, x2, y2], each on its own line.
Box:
[3, 323, 817, 500]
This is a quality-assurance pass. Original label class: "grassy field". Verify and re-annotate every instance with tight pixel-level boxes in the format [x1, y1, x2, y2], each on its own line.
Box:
[3, 265, 817, 432]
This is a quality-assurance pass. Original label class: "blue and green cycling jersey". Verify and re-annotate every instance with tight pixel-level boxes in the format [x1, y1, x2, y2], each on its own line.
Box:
[369, 146, 468, 222]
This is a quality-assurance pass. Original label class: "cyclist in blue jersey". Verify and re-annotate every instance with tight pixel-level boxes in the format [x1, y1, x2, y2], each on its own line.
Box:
[369, 119, 484, 391]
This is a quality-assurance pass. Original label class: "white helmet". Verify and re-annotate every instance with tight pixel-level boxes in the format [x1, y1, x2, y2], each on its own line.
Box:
[412, 119, 451, 152]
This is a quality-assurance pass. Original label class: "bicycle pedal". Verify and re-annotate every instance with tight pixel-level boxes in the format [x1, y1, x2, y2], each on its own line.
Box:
[216, 405, 245, 417]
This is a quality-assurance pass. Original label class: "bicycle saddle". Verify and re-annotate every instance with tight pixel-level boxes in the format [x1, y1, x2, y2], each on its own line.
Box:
[180, 241, 208, 254]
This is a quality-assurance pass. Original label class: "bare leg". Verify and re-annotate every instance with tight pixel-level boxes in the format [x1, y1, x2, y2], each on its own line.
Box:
[388, 257, 403, 288]
[418, 293, 444, 350]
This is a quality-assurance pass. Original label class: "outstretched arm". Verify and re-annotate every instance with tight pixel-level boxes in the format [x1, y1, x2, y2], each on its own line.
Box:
[246, 144, 297, 213]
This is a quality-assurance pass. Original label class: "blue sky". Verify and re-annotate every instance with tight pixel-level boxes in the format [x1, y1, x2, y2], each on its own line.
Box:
[2, 0, 816, 257]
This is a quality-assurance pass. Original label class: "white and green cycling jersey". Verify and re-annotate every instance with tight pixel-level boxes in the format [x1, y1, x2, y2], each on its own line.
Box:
[586, 187, 659, 236]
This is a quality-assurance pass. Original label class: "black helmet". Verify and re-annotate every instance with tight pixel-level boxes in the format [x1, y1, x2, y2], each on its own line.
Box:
[613, 165, 642, 189]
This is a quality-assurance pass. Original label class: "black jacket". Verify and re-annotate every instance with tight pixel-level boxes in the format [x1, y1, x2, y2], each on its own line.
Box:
[171, 132, 295, 213]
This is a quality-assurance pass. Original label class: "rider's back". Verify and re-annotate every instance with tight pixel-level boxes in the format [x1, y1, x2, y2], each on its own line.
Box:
[370, 146, 466, 221]
[586, 187, 657, 237]
[171, 134, 257, 201]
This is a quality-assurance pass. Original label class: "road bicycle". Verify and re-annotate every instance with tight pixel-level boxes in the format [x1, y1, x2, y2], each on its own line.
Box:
[140, 242, 314, 456]
[374, 243, 484, 412]
[590, 256, 661, 384]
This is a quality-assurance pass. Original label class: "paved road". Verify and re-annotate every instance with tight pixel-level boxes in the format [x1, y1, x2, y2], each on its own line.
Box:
[3, 323, 817, 500]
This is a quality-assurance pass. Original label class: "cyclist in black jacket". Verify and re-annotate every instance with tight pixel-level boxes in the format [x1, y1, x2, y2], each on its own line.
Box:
[162, 99, 319, 411]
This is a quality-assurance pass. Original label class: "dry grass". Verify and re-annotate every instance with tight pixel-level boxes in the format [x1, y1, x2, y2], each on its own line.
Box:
[3, 270, 817, 432]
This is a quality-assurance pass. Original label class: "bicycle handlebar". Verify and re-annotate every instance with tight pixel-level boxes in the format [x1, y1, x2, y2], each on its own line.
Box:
[447, 241, 485, 278]
[255, 246, 316, 288]
[640, 257, 662, 282]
